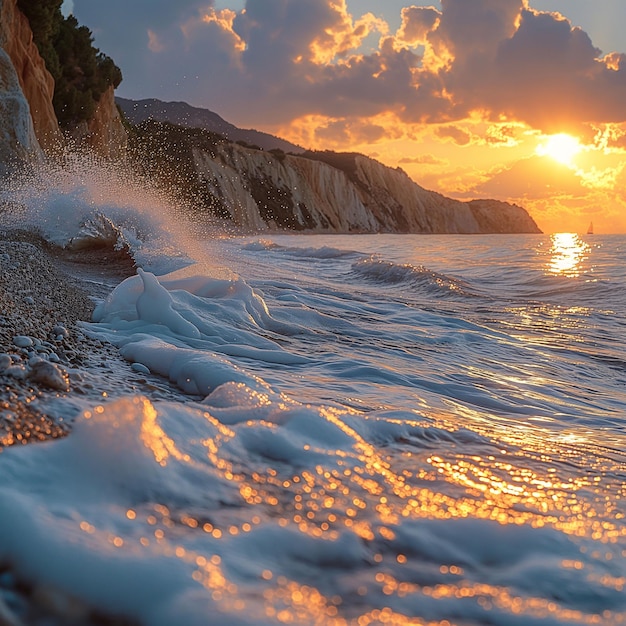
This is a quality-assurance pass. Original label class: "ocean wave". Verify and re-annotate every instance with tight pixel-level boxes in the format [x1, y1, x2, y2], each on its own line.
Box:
[241, 239, 282, 252]
[243, 239, 359, 260]
[0, 157, 204, 275]
[350, 255, 471, 297]
[66, 211, 133, 253]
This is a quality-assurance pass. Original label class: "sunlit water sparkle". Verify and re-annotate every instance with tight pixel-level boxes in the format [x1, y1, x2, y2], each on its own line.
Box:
[0, 164, 624, 625]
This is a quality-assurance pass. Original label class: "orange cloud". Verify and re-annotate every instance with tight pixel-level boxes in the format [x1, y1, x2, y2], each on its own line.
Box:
[436, 125, 473, 146]
[310, 6, 388, 65]
[75, 0, 626, 133]
[199, 9, 245, 52]
[396, 6, 440, 47]
[399, 155, 446, 165]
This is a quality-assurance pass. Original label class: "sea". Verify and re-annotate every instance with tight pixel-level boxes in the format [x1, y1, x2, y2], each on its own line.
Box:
[0, 160, 624, 625]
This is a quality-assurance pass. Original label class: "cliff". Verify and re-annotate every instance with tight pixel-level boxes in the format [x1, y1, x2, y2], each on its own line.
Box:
[467, 199, 541, 234]
[0, 0, 126, 163]
[0, 0, 537, 235]
[67, 86, 127, 159]
[129, 121, 541, 235]
[0, 46, 40, 173]
[0, 0, 61, 151]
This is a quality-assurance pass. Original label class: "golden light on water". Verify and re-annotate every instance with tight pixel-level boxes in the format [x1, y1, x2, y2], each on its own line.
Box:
[72, 398, 626, 624]
[548, 233, 590, 277]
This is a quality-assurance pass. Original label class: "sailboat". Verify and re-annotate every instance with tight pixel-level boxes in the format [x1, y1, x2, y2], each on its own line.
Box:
[586, 221, 594, 235]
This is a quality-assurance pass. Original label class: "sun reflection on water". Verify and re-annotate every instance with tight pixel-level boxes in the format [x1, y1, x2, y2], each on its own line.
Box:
[72, 398, 626, 624]
[548, 233, 590, 277]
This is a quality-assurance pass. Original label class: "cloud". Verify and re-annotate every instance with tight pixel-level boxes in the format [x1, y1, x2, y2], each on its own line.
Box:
[396, 6, 440, 47]
[72, 0, 626, 138]
[398, 155, 446, 165]
[435, 125, 473, 146]
[471, 155, 587, 199]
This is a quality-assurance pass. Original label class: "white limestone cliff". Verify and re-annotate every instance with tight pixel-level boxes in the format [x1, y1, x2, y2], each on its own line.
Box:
[189, 143, 541, 234]
[0, 46, 41, 174]
[193, 144, 379, 231]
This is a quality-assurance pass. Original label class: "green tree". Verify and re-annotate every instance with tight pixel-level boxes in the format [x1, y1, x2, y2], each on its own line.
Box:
[17, 0, 122, 128]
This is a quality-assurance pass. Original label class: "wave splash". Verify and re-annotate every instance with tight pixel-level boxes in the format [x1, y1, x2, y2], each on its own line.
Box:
[0, 154, 222, 275]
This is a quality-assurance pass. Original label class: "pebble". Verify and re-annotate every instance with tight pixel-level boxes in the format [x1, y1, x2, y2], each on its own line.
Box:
[52, 325, 69, 340]
[131, 362, 150, 374]
[12, 336, 32, 349]
[4, 365, 26, 380]
[28, 361, 70, 392]
[0, 355, 11, 371]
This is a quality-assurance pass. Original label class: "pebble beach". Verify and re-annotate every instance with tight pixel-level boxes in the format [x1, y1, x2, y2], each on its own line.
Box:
[0, 230, 141, 626]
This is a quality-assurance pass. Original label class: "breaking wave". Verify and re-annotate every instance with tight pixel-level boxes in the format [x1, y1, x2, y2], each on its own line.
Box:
[350, 255, 472, 297]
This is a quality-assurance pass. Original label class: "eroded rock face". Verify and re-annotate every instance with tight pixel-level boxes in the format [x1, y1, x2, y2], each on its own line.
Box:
[0, 46, 41, 174]
[467, 199, 542, 234]
[87, 86, 128, 159]
[190, 144, 542, 234]
[67, 86, 127, 159]
[0, 0, 62, 152]
[1, 0, 127, 162]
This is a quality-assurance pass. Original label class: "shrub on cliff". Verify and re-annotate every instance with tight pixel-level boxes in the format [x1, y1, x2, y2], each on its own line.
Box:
[17, 0, 122, 128]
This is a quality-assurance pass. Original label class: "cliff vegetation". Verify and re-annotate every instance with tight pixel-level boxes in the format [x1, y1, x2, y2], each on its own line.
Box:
[16, 0, 122, 128]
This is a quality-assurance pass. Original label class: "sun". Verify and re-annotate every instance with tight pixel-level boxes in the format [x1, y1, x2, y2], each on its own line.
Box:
[535, 133, 582, 166]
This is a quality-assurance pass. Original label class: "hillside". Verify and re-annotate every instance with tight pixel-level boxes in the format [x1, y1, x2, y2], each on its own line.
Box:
[127, 121, 541, 234]
[117, 97, 303, 155]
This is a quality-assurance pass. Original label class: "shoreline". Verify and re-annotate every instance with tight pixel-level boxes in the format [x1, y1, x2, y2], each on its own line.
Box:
[0, 230, 143, 625]
[0, 229, 138, 445]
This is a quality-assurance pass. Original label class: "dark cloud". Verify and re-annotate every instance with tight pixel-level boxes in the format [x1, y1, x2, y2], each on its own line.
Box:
[397, 6, 440, 46]
[71, 0, 626, 133]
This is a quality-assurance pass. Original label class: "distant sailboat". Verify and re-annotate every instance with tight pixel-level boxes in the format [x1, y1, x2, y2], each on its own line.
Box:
[587, 221, 594, 235]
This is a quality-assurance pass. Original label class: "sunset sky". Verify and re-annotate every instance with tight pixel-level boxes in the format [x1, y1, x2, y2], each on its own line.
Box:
[66, 1, 626, 234]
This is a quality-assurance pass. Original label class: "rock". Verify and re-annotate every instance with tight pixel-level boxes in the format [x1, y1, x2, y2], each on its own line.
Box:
[88, 85, 128, 159]
[468, 198, 542, 234]
[4, 365, 26, 380]
[12, 336, 32, 348]
[139, 123, 541, 234]
[0, 0, 62, 152]
[66, 85, 128, 159]
[28, 360, 70, 392]
[0, 47, 41, 174]
[51, 324, 69, 340]
[131, 362, 150, 374]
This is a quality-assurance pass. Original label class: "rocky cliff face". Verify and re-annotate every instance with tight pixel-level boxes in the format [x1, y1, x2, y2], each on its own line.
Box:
[184, 137, 541, 234]
[0, 45, 40, 174]
[467, 199, 541, 234]
[67, 86, 127, 159]
[0, 0, 127, 164]
[192, 144, 378, 232]
[0, 0, 61, 151]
